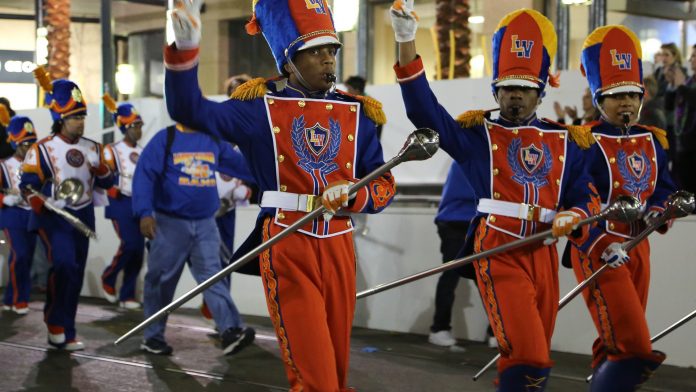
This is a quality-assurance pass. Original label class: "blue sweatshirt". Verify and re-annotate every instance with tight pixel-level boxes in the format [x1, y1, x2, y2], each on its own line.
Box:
[132, 127, 253, 220]
[435, 161, 477, 223]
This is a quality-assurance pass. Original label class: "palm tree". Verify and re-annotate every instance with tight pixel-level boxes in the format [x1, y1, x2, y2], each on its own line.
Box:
[435, 0, 471, 79]
[44, 0, 71, 79]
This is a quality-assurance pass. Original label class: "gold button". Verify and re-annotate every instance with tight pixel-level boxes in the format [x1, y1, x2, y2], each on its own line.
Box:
[350, 106, 357, 112]
[538, 132, 544, 137]
[613, 181, 620, 188]
[609, 157, 616, 164]
[273, 126, 280, 134]
[595, 135, 602, 141]
[556, 179, 561, 185]
[493, 168, 499, 176]
[326, 104, 333, 110]
[489, 215, 497, 223]
[646, 136, 652, 141]
[616, 138, 621, 143]
[652, 157, 656, 162]
[651, 180, 655, 186]
[298, 101, 306, 108]
[492, 144, 498, 151]
[278, 154, 285, 163]
[609, 223, 615, 230]
[346, 221, 352, 228]
[278, 212, 285, 220]
[280, 185, 287, 192]
[346, 162, 352, 169]
[268, 99, 275, 105]
[631, 138, 637, 144]
[558, 155, 565, 162]
[512, 129, 519, 135]
[493, 192, 500, 199]
[559, 134, 565, 139]
[347, 134, 354, 142]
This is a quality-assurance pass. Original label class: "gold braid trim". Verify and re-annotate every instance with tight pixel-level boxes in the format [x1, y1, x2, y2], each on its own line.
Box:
[640, 125, 669, 150]
[230, 77, 267, 100]
[456, 110, 486, 128]
[566, 124, 596, 149]
[355, 95, 386, 125]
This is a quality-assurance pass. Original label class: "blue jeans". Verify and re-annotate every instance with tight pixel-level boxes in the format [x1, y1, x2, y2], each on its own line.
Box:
[143, 212, 242, 342]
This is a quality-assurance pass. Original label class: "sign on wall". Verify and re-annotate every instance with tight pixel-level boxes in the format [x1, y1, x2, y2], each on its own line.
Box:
[0, 50, 36, 83]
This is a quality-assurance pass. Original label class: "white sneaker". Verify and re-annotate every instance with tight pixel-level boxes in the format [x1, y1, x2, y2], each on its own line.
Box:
[2, 304, 11, 311]
[64, 340, 85, 351]
[102, 284, 118, 303]
[428, 330, 457, 347]
[119, 300, 141, 310]
[12, 306, 29, 315]
[48, 332, 66, 346]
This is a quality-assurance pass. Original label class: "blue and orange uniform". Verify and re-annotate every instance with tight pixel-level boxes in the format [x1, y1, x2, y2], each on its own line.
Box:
[567, 26, 678, 391]
[163, 1, 395, 389]
[100, 94, 145, 307]
[0, 111, 39, 314]
[21, 67, 113, 349]
[394, 9, 599, 390]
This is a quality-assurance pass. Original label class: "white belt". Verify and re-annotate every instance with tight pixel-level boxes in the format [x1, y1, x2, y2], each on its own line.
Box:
[261, 191, 320, 212]
[477, 198, 556, 223]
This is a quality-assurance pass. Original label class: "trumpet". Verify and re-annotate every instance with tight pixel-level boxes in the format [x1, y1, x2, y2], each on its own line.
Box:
[27, 178, 97, 239]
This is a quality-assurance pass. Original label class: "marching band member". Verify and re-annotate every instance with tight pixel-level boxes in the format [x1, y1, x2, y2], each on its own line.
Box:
[20, 67, 113, 351]
[163, 0, 395, 389]
[391, 4, 599, 390]
[569, 26, 678, 391]
[132, 124, 255, 356]
[0, 107, 39, 315]
[100, 94, 146, 310]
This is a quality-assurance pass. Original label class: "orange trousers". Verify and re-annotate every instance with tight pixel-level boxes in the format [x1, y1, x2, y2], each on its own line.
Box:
[260, 218, 356, 392]
[570, 240, 653, 368]
[473, 223, 559, 374]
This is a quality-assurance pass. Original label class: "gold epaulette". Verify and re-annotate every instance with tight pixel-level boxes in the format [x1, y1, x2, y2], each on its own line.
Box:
[230, 77, 268, 100]
[354, 95, 386, 126]
[456, 110, 486, 128]
[639, 125, 669, 150]
[565, 124, 596, 149]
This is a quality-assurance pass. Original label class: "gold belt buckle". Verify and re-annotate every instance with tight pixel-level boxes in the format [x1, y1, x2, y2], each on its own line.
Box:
[305, 195, 320, 212]
[524, 204, 537, 221]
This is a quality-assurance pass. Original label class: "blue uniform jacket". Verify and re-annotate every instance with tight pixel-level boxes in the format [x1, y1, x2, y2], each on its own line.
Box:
[435, 161, 477, 223]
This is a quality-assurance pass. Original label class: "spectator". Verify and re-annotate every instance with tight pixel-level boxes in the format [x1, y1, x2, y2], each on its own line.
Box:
[428, 161, 478, 348]
[553, 88, 599, 125]
[0, 98, 17, 159]
[133, 123, 256, 356]
[666, 44, 696, 196]
[640, 76, 667, 130]
[224, 74, 252, 97]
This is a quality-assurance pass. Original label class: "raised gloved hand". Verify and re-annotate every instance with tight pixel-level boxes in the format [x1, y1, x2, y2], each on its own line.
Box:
[321, 180, 355, 222]
[643, 209, 660, 226]
[601, 242, 630, 268]
[552, 211, 581, 238]
[2, 194, 21, 207]
[390, 0, 419, 43]
[167, 0, 202, 50]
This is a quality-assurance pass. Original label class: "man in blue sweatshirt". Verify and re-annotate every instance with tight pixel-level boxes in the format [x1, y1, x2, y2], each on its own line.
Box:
[132, 124, 255, 356]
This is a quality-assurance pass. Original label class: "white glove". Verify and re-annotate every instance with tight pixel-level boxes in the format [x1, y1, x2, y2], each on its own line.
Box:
[601, 242, 630, 268]
[552, 211, 581, 238]
[232, 184, 250, 202]
[167, 0, 202, 50]
[643, 209, 661, 226]
[47, 198, 67, 210]
[390, 0, 419, 43]
[321, 180, 355, 222]
[3, 194, 21, 207]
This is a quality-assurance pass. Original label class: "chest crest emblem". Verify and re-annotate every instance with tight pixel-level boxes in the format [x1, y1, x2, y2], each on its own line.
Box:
[291, 115, 341, 175]
[507, 138, 552, 187]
